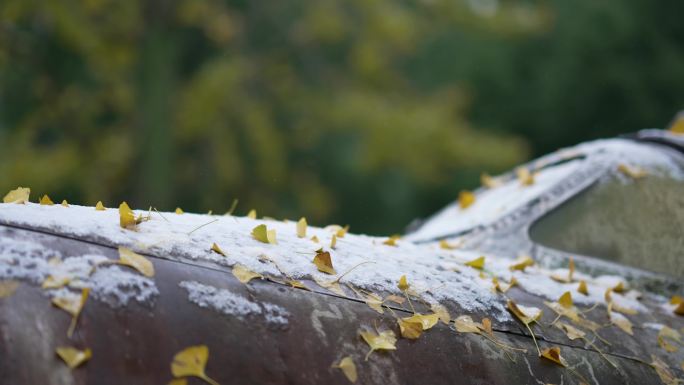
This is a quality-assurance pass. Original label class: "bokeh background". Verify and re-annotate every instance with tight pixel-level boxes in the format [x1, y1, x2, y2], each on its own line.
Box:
[1, 0, 683, 235]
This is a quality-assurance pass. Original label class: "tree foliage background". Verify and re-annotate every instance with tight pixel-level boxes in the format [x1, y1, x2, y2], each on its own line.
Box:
[1, 0, 682, 234]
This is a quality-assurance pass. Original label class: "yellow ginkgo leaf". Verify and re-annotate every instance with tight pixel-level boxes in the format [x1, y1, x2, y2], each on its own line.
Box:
[42, 275, 71, 289]
[251, 224, 277, 244]
[454, 315, 481, 333]
[358, 292, 383, 314]
[401, 313, 439, 331]
[360, 329, 397, 360]
[481, 318, 494, 338]
[246, 209, 257, 219]
[558, 291, 573, 308]
[675, 302, 684, 316]
[313, 251, 336, 275]
[670, 295, 683, 305]
[313, 277, 346, 297]
[492, 277, 517, 293]
[118, 247, 155, 277]
[330, 234, 337, 249]
[39, 194, 54, 205]
[657, 326, 681, 353]
[232, 264, 263, 284]
[333, 356, 357, 383]
[3, 186, 30, 204]
[210, 243, 226, 256]
[607, 303, 633, 335]
[480, 173, 502, 189]
[397, 275, 409, 291]
[617, 164, 647, 179]
[61, 199, 69, 207]
[296, 217, 307, 238]
[577, 280, 589, 295]
[509, 255, 534, 271]
[95, 201, 105, 210]
[430, 303, 451, 325]
[56, 346, 92, 369]
[516, 167, 535, 186]
[540, 347, 567, 367]
[119, 202, 137, 229]
[385, 295, 405, 305]
[171, 345, 219, 385]
[0, 280, 19, 298]
[508, 299, 542, 355]
[458, 190, 475, 209]
[555, 322, 586, 341]
[465, 256, 485, 270]
[168, 379, 188, 385]
[383, 235, 400, 246]
[310, 235, 319, 243]
[439, 239, 460, 250]
[336, 225, 349, 238]
[52, 288, 90, 337]
[398, 318, 423, 339]
[175, 207, 184, 214]
[651, 355, 677, 385]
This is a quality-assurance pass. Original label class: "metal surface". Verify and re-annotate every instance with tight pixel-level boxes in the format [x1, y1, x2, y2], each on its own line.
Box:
[1, 224, 682, 384]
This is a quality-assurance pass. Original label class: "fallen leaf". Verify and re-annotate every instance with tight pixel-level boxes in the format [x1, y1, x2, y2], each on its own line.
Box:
[481, 173, 501, 188]
[508, 300, 542, 325]
[555, 322, 586, 340]
[297, 217, 307, 238]
[509, 255, 534, 271]
[232, 264, 263, 284]
[465, 256, 485, 270]
[313, 277, 346, 297]
[481, 318, 494, 338]
[336, 225, 349, 238]
[454, 315, 481, 333]
[544, 301, 601, 332]
[168, 379, 188, 385]
[385, 295, 405, 305]
[52, 288, 90, 337]
[330, 234, 337, 249]
[175, 207, 184, 214]
[313, 251, 336, 275]
[558, 291, 573, 309]
[210, 243, 226, 256]
[0, 280, 19, 298]
[577, 280, 589, 295]
[39, 194, 54, 205]
[118, 247, 155, 277]
[493, 277, 517, 293]
[671, 296, 683, 305]
[430, 303, 451, 325]
[398, 318, 423, 339]
[332, 356, 357, 383]
[171, 345, 219, 385]
[618, 164, 647, 179]
[657, 326, 681, 353]
[360, 329, 397, 360]
[56, 347, 92, 369]
[397, 275, 409, 291]
[95, 201, 105, 210]
[42, 275, 71, 289]
[383, 235, 400, 246]
[310, 235, 320, 243]
[540, 347, 567, 367]
[651, 355, 678, 385]
[247, 209, 257, 219]
[61, 200, 69, 207]
[3, 187, 30, 204]
[458, 190, 475, 209]
[608, 303, 633, 335]
[252, 224, 277, 244]
[402, 313, 439, 331]
[439, 239, 460, 250]
[119, 202, 137, 229]
[516, 167, 535, 186]
[676, 302, 684, 316]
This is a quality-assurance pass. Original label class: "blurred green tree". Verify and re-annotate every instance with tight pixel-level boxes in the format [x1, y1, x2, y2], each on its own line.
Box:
[2, 0, 681, 234]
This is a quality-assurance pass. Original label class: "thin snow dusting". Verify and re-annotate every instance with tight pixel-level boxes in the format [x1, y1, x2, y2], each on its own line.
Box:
[0, 237, 158, 307]
[179, 281, 289, 326]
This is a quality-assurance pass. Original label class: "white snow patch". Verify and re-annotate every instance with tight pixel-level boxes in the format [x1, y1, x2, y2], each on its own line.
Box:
[179, 281, 289, 326]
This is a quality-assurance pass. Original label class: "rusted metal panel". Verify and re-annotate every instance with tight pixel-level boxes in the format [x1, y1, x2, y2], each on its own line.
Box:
[0, 225, 680, 385]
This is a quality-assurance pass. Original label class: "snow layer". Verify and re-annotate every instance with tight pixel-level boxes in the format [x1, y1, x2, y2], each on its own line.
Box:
[0, 237, 158, 307]
[179, 281, 289, 326]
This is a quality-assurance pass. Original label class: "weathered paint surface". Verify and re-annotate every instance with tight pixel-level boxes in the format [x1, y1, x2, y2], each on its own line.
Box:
[0, 224, 682, 384]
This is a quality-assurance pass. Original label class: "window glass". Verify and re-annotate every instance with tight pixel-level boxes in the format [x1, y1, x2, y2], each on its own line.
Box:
[529, 176, 684, 278]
